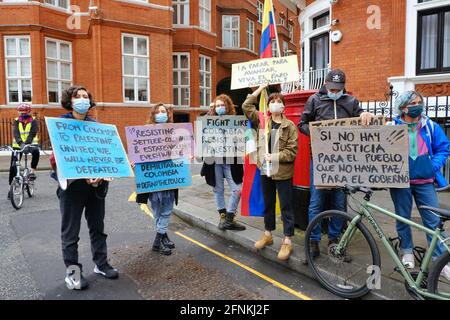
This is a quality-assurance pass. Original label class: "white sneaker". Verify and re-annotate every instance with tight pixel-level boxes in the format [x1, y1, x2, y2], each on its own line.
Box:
[402, 253, 415, 269]
[441, 264, 450, 282]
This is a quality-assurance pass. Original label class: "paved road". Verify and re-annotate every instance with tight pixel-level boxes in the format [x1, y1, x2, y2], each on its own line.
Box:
[0, 171, 344, 300]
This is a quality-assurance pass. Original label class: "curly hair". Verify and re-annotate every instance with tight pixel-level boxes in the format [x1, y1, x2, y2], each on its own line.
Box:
[60, 86, 96, 111]
[208, 94, 236, 116]
[146, 103, 174, 124]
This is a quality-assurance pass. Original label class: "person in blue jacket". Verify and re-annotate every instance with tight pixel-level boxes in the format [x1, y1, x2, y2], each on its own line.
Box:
[390, 91, 450, 281]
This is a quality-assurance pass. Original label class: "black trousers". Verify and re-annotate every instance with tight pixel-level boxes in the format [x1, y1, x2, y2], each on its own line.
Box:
[8, 148, 40, 184]
[260, 176, 295, 237]
[58, 180, 108, 270]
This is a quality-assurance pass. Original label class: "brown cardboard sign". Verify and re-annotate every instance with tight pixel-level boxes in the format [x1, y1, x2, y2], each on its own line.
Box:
[309, 115, 386, 128]
[310, 125, 410, 188]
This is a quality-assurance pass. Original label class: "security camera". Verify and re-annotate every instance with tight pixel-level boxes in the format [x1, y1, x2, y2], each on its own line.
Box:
[331, 19, 339, 26]
[330, 0, 338, 4]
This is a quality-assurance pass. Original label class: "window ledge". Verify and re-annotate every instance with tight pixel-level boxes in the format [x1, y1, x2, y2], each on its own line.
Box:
[114, 0, 173, 11]
[389, 73, 450, 85]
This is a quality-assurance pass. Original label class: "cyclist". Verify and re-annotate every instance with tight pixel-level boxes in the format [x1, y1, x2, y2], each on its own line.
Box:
[8, 103, 39, 200]
[390, 91, 450, 280]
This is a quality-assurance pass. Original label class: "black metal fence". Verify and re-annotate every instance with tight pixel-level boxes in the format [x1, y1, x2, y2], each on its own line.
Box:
[0, 115, 50, 150]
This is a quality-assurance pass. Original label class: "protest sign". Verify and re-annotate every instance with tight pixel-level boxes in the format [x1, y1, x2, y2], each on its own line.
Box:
[45, 117, 133, 179]
[195, 116, 249, 162]
[310, 125, 410, 188]
[309, 115, 386, 128]
[125, 123, 194, 164]
[231, 55, 299, 90]
[135, 158, 192, 194]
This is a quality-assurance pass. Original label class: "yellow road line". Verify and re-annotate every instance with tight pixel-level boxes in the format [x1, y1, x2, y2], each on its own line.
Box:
[128, 192, 154, 218]
[175, 231, 313, 300]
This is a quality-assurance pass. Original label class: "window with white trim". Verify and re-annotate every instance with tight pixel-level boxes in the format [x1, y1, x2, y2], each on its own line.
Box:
[46, 38, 72, 104]
[122, 34, 150, 103]
[272, 39, 279, 57]
[44, 0, 70, 9]
[283, 41, 289, 56]
[257, 1, 263, 24]
[173, 0, 189, 26]
[289, 24, 294, 42]
[279, 16, 285, 27]
[246, 19, 255, 51]
[173, 53, 190, 107]
[4, 36, 32, 104]
[199, 0, 211, 31]
[199, 55, 211, 107]
[222, 16, 239, 48]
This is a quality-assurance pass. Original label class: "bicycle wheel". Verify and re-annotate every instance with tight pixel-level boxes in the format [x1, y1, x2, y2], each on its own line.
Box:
[427, 251, 450, 300]
[26, 179, 34, 198]
[10, 178, 24, 210]
[305, 210, 381, 299]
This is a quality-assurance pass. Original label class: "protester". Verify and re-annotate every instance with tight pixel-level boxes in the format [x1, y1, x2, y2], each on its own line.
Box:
[390, 91, 450, 280]
[135, 104, 178, 255]
[201, 95, 246, 231]
[242, 84, 298, 261]
[50, 86, 118, 290]
[298, 69, 374, 260]
[8, 103, 40, 199]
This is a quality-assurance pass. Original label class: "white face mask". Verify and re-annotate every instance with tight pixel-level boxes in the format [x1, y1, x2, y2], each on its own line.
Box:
[269, 102, 284, 114]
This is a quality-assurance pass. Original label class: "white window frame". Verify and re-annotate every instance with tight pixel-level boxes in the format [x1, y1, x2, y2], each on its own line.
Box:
[173, 52, 190, 107]
[257, 1, 264, 24]
[121, 33, 150, 103]
[199, 0, 211, 31]
[173, 0, 190, 26]
[283, 41, 289, 56]
[279, 16, 285, 27]
[44, 0, 70, 10]
[246, 19, 255, 52]
[45, 38, 73, 105]
[289, 24, 294, 43]
[222, 15, 240, 48]
[4, 35, 32, 104]
[272, 39, 279, 58]
[199, 55, 211, 107]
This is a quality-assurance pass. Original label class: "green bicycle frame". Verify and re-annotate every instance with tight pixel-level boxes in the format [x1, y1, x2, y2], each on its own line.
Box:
[337, 199, 450, 300]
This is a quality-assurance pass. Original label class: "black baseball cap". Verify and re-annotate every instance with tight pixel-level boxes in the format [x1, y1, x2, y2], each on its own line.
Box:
[325, 69, 346, 91]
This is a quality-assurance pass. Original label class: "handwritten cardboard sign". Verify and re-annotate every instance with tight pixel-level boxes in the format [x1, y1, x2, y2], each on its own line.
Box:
[135, 159, 192, 194]
[231, 55, 300, 90]
[310, 125, 410, 188]
[310, 115, 386, 128]
[125, 123, 194, 164]
[195, 115, 249, 160]
[45, 117, 133, 180]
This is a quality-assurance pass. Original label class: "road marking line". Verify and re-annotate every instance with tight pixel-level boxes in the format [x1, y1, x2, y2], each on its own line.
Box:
[175, 231, 313, 300]
[128, 192, 154, 219]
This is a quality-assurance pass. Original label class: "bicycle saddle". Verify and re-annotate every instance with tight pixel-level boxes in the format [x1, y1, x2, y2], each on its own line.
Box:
[419, 206, 450, 220]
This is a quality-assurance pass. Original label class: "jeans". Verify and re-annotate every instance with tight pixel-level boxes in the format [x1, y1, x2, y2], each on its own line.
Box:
[390, 183, 447, 259]
[308, 165, 346, 242]
[260, 176, 295, 237]
[213, 164, 242, 213]
[149, 190, 175, 235]
[59, 180, 108, 269]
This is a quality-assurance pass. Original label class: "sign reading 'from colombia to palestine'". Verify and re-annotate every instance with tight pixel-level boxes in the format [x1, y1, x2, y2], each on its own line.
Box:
[231, 55, 300, 90]
[310, 125, 410, 188]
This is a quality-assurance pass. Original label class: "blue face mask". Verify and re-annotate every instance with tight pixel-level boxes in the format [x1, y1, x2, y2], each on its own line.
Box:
[72, 98, 91, 114]
[155, 113, 168, 123]
[327, 90, 344, 101]
[215, 106, 226, 116]
[406, 104, 424, 119]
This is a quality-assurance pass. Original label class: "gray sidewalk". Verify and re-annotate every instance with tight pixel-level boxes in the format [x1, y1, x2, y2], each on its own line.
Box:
[173, 174, 450, 300]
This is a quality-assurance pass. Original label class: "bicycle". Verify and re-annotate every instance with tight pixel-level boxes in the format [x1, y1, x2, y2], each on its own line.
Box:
[304, 185, 450, 300]
[2, 144, 39, 209]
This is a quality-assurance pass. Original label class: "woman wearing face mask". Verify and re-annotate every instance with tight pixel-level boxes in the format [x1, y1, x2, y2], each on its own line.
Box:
[135, 104, 178, 255]
[49, 86, 118, 291]
[200, 95, 246, 231]
[389, 91, 450, 281]
[242, 85, 298, 261]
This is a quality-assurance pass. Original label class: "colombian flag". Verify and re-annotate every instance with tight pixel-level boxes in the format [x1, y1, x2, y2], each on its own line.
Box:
[241, 0, 277, 217]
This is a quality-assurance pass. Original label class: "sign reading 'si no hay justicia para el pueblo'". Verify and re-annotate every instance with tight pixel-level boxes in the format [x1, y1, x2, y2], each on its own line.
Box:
[310, 125, 410, 188]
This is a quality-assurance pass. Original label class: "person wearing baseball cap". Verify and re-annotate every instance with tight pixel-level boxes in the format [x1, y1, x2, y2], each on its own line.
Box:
[298, 69, 374, 260]
[8, 104, 40, 199]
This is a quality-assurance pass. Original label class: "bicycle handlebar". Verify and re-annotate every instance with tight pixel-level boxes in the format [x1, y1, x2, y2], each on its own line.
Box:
[0, 144, 39, 153]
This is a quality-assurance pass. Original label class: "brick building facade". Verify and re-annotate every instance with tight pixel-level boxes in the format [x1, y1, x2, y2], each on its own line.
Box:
[0, 0, 300, 147]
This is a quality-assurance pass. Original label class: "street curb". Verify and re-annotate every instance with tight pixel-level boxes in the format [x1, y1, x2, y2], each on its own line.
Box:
[173, 202, 412, 300]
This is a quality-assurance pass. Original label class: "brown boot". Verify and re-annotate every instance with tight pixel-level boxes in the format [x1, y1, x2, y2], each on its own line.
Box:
[278, 243, 293, 261]
[255, 233, 273, 250]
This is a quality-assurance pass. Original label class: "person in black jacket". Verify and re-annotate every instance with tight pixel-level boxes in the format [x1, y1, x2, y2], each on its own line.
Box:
[298, 69, 374, 259]
[201, 94, 246, 231]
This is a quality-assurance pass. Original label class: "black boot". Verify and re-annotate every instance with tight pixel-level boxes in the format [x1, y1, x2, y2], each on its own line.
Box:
[222, 212, 246, 231]
[218, 208, 227, 230]
[152, 233, 172, 255]
[162, 233, 175, 249]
